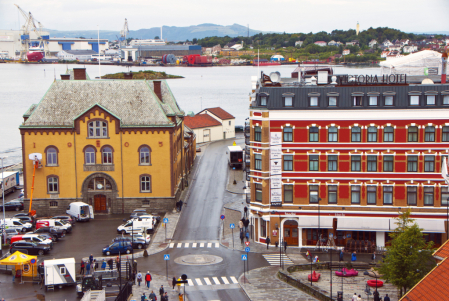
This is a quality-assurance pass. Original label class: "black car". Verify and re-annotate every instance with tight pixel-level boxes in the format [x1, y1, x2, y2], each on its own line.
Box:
[10, 241, 51, 255]
[33, 227, 65, 241]
[0, 200, 24, 212]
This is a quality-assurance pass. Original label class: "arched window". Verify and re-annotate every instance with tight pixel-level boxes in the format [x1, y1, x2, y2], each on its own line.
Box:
[138, 145, 151, 165]
[254, 126, 262, 142]
[384, 126, 394, 142]
[368, 126, 378, 142]
[84, 146, 96, 165]
[351, 126, 361, 142]
[425, 126, 435, 142]
[101, 146, 113, 164]
[328, 126, 338, 142]
[47, 175, 59, 194]
[87, 177, 112, 191]
[408, 126, 418, 142]
[283, 127, 293, 142]
[140, 174, 152, 193]
[88, 120, 108, 138]
[45, 146, 58, 166]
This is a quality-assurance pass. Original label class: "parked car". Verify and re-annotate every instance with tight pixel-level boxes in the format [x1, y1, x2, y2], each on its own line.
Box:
[32, 227, 65, 241]
[102, 241, 132, 256]
[0, 200, 24, 211]
[10, 240, 51, 255]
[132, 233, 151, 245]
[51, 215, 75, 226]
[0, 218, 32, 232]
[36, 219, 72, 233]
[130, 209, 147, 219]
[113, 236, 147, 249]
[13, 215, 33, 225]
[3, 228, 21, 244]
[10, 234, 53, 249]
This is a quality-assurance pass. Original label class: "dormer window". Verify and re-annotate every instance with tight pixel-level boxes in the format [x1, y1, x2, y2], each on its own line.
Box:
[88, 120, 108, 138]
[260, 96, 267, 106]
[283, 93, 294, 107]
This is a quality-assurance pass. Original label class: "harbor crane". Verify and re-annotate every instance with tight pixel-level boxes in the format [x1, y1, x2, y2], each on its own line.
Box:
[120, 18, 129, 47]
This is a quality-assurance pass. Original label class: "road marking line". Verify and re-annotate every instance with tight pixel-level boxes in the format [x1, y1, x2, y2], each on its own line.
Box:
[212, 277, 220, 285]
[169, 243, 174, 248]
[185, 243, 189, 248]
[230, 276, 238, 284]
[221, 277, 229, 284]
[177, 243, 182, 248]
[192, 243, 197, 248]
[215, 242, 219, 248]
[195, 278, 203, 285]
[187, 279, 194, 286]
[200, 243, 205, 248]
[204, 277, 212, 285]
[207, 243, 212, 248]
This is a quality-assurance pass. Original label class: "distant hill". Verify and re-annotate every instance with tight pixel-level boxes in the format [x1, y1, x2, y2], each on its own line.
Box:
[411, 31, 449, 35]
[45, 23, 272, 41]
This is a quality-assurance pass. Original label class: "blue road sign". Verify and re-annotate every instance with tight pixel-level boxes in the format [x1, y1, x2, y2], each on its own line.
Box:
[230, 223, 235, 229]
[233, 167, 235, 170]
[241, 254, 247, 261]
[164, 254, 170, 260]
[163, 218, 169, 224]
[245, 247, 250, 252]
[220, 215, 225, 220]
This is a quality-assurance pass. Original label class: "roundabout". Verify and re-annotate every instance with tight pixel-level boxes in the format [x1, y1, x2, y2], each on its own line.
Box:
[174, 254, 223, 266]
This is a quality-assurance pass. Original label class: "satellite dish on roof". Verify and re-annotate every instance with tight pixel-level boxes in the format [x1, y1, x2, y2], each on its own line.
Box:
[269, 72, 281, 83]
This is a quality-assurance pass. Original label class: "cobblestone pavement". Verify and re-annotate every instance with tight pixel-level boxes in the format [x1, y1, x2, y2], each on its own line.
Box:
[290, 270, 399, 301]
[239, 266, 318, 301]
[132, 272, 188, 301]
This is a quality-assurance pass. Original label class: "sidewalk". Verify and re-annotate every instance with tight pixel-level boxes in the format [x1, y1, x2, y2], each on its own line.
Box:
[131, 273, 185, 301]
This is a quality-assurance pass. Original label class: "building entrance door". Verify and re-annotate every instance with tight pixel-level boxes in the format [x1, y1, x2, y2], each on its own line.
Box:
[283, 220, 299, 246]
[94, 194, 107, 213]
[203, 129, 210, 142]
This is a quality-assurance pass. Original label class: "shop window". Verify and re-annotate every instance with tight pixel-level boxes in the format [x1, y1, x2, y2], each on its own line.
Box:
[424, 156, 434, 172]
[309, 155, 319, 171]
[367, 155, 377, 172]
[441, 187, 449, 206]
[46, 146, 58, 166]
[351, 155, 361, 171]
[407, 156, 418, 172]
[254, 126, 262, 142]
[283, 127, 293, 142]
[409, 95, 420, 106]
[407, 186, 417, 205]
[254, 154, 262, 170]
[309, 185, 319, 203]
[283, 155, 293, 171]
[443, 126, 449, 142]
[408, 126, 418, 142]
[328, 126, 338, 142]
[351, 186, 360, 204]
[383, 155, 394, 172]
[139, 145, 151, 165]
[47, 176, 59, 194]
[140, 175, 151, 193]
[328, 185, 337, 204]
[84, 146, 96, 165]
[424, 187, 434, 206]
[328, 155, 338, 171]
[367, 186, 376, 204]
[424, 126, 435, 142]
[88, 120, 108, 138]
[367, 126, 377, 142]
[255, 184, 262, 202]
[351, 126, 361, 142]
[101, 146, 113, 164]
[284, 185, 293, 203]
[383, 186, 393, 205]
[384, 126, 394, 142]
[309, 127, 319, 142]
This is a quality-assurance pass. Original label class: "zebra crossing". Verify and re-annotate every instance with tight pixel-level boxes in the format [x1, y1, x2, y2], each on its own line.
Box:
[174, 276, 239, 290]
[262, 254, 294, 266]
[169, 241, 220, 249]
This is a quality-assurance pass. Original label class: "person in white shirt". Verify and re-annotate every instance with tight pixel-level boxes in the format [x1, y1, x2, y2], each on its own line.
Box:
[352, 293, 358, 301]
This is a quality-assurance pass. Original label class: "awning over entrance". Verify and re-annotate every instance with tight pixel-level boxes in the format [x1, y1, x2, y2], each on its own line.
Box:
[337, 218, 390, 232]
[389, 218, 446, 233]
[297, 216, 334, 228]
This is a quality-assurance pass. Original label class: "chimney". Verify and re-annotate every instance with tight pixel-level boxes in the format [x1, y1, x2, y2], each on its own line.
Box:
[154, 81, 163, 102]
[73, 68, 86, 80]
[60, 74, 70, 80]
[124, 72, 133, 80]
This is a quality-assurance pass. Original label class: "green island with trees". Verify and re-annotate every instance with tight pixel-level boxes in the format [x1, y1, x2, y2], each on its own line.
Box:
[103, 70, 183, 80]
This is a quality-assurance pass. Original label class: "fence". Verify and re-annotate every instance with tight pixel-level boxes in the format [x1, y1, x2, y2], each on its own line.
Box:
[114, 281, 133, 301]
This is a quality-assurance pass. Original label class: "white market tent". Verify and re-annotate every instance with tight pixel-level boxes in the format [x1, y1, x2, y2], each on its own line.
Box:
[380, 50, 445, 76]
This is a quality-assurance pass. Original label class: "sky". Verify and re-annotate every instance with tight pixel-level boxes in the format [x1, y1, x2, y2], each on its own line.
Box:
[0, 0, 448, 34]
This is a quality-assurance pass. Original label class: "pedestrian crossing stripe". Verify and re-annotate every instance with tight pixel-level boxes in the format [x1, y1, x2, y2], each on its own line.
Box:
[262, 254, 294, 266]
[183, 276, 238, 286]
[169, 242, 219, 248]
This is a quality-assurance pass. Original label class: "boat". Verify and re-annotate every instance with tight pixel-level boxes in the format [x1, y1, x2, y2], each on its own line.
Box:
[27, 46, 44, 62]
[253, 59, 281, 66]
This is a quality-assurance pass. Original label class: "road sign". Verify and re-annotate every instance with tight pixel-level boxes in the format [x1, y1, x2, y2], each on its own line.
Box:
[245, 247, 250, 252]
[245, 241, 250, 246]
[163, 218, 169, 224]
[164, 254, 170, 260]
[220, 215, 225, 220]
[329, 233, 334, 238]
[230, 223, 235, 229]
[241, 254, 247, 261]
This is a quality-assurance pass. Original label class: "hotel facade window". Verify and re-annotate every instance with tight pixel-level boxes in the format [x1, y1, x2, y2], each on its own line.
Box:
[444, 95, 449, 105]
[254, 154, 262, 170]
[283, 127, 293, 142]
[47, 176, 59, 194]
[384, 95, 394, 106]
[424, 187, 434, 206]
[367, 155, 377, 172]
[46, 147, 58, 166]
[328, 155, 338, 171]
[351, 186, 360, 204]
[139, 145, 151, 165]
[369, 95, 378, 106]
[383, 186, 393, 204]
[409, 95, 420, 106]
[425, 126, 435, 142]
[309, 96, 318, 107]
[85, 146, 96, 165]
[383, 155, 394, 172]
[284, 96, 293, 107]
[441, 187, 449, 205]
[407, 186, 417, 205]
[368, 126, 377, 142]
[424, 155, 434, 172]
[443, 126, 449, 142]
[260, 96, 267, 106]
[351, 155, 361, 171]
[140, 175, 151, 192]
[284, 185, 293, 203]
[284, 155, 293, 171]
[254, 126, 262, 142]
[102, 146, 113, 164]
[88, 120, 108, 138]
[309, 127, 319, 142]
[255, 184, 262, 202]
[407, 156, 418, 172]
[328, 126, 338, 142]
[309, 185, 319, 203]
[328, 96, 337, 107]
[309, 155, 319, 171]
[384, 126, 394, 142]
[328, 185, 337, 204]
[426, 94, 436, 105]
[408, 126, 418, 142]
[367, 186, 376, 204]
[351, 126, 361, 142]
[353, 95, 363, 106]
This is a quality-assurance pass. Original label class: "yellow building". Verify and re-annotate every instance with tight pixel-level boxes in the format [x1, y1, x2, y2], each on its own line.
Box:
[20, 69, 195, 215]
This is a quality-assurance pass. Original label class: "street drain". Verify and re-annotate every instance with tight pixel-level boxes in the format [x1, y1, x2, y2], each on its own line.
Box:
[174, 254, 223, 265]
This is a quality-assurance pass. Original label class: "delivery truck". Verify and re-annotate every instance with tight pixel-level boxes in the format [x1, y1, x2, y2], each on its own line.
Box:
[0, 171, 20, 196]
[66, 202, 94, 222]
[227, 146, 244, 169]
[44, 258, 76, 291]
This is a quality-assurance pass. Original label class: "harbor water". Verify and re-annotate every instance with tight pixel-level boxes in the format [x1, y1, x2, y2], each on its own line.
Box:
[0, 63, 381, 166]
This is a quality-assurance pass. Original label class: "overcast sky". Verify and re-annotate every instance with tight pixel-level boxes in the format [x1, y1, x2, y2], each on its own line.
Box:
[1, 0, 448, 34]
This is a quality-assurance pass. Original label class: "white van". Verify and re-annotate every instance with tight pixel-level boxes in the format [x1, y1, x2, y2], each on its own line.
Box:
[66, 202, 94, 222]
[0, 218, 32, 232]
[117, 218, 153, 234]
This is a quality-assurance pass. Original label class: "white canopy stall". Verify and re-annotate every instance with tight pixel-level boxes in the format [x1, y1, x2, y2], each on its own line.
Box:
[380, 50, 446, 76]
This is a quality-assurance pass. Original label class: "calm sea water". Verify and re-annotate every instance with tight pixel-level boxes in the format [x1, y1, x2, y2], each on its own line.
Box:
[0, 63, 380, 166]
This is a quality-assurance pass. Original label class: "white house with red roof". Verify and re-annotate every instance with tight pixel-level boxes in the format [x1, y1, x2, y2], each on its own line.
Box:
[184, 107, 235, 143]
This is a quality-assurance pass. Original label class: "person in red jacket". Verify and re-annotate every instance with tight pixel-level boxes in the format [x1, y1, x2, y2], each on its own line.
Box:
[145, 271, 152, 289]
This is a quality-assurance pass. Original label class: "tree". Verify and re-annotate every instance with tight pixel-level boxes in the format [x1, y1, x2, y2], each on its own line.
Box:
[378, 209, 436, 297]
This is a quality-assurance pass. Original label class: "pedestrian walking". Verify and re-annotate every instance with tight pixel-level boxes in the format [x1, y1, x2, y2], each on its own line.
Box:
[243, 218, 249, 232]
[243, 206, 248, 218]
[245, 231, 250, 242]
[159, 285, 165, 298]
[178, 200, 183, 211]
[283, 240, 288, 253]
[176, 277, 182, 293]
[89, 254, 94, 266]
[101, 259, 106, 270]
[351, 251, 357, 262]
[145, 271, 152, 288]
[133, 260, 138, 273]
[238, 219, 244, 232]
[116, 257, 121, 273]
[137, 271, 142, 286]
[172, 277, 177, 289]
[86, 262, 91, 275]
[372, 251, 376, 263]
[38, 263, 44, 289]
[92, 259, 97, 272]
[240, 230, 244, 245]
[373, 291, 380, 301]
[384, 294, 390, 301]
[162, 292, 169, 301]
[357, 295, 362, 301]
[107, 258, 113, 270]
[149, 290, 157, 301]
[339, 249, 344, 262]
[352, 293, 358, 301]
[140, 293, 146, 301]
[80, 260, 85, 275]
[266, 237, 271, 249]
[178, 293, 183, 301]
